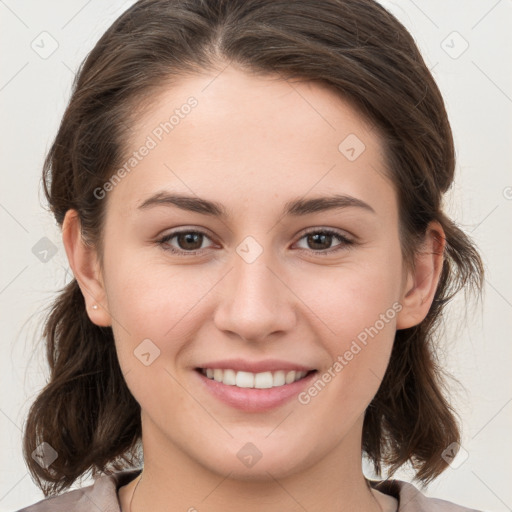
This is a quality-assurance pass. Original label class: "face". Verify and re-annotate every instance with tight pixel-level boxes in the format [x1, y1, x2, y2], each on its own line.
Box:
[90, 66, 411, 479]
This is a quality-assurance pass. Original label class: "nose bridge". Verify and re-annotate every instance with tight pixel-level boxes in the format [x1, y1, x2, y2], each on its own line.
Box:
[213, 238, 296, 342]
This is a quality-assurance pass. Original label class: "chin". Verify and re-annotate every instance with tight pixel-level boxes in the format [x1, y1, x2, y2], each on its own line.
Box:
[198, 440, 314, 481]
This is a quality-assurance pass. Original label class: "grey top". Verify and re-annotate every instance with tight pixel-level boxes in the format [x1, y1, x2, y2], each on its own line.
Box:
[15, 469, 482, 512]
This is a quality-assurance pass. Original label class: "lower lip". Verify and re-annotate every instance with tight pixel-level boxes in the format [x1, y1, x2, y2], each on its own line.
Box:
[194, 369, 318, 412]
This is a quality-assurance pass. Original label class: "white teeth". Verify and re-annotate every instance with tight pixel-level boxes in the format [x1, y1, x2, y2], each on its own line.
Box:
[254, 371, 273, 389]
[273, 370, 286, 386]
[235, 371, 254, 388]
[200, 368, 310, 388]
[223, 369, 236, 385]
[285, 370, 296, 384]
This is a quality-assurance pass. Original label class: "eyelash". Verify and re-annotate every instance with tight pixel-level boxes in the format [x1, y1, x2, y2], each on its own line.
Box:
[156, 228, 355, 257]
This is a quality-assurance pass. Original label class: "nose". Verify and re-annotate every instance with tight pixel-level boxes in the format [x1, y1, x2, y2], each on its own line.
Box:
[213, 248, 297, 344]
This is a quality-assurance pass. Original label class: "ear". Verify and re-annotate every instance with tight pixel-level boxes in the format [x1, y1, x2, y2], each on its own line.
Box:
[396, 221, 445, 330]
[62, 209, 112, 327]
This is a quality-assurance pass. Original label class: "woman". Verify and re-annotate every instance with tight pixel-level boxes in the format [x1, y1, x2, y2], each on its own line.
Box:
[17, 0, 484, 510]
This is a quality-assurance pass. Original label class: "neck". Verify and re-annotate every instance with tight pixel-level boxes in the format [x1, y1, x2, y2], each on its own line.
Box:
[124, 415, 390, 512]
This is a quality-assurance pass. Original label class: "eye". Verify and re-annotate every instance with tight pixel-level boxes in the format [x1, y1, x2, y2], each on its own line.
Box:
[157, 229, 214, 255]
[157, 228, 355, 257]
[294, 228, 355, 255]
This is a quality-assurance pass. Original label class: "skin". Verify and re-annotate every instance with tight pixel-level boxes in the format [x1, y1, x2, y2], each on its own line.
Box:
[63, 64, 445, 512]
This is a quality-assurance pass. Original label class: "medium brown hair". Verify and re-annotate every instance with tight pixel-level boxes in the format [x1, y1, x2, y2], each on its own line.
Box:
[23, 0, 484, 496]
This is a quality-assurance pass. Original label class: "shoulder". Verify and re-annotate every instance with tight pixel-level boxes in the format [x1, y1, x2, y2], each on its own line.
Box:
[16, 472, 482, 512]
[14, 469, 142, 512]
[371, 479, 483, 512]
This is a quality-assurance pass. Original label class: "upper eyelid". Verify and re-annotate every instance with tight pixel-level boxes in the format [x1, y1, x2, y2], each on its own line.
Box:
[298, 227, 353, 240]
[158, 228, 216, 244]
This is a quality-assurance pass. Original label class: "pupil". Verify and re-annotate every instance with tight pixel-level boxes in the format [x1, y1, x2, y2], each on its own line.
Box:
[308, 233, 331, 250]
[179, 233, 202, 250]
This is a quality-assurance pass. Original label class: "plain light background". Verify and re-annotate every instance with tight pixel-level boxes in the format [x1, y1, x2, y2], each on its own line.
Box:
[1, 1, 511, 510]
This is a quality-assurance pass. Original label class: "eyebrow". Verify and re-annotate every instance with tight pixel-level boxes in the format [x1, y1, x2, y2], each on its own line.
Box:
[137, 191, 376, 217]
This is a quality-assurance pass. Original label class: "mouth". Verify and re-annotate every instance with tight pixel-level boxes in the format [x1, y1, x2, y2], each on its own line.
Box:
[195, 367, 316, 389]
[194, 366, 318, 412]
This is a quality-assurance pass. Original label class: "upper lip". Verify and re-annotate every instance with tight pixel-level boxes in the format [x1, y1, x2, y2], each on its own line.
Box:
[196, 358, 316, 373]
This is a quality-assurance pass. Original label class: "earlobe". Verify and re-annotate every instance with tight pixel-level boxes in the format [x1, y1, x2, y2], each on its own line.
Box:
[61, 209, 112, 327]
[396, 221, 445, 330]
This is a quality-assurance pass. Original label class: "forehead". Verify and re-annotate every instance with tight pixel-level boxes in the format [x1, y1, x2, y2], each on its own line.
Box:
[107, 65, 394, 219]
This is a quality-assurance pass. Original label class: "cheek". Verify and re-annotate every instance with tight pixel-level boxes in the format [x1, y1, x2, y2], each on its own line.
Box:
[298, 255, 402, 345]
[104, 260, 211, 415]
[296, 273, 399, 437]
[105, 252, 196, 329]
[105, 257, 219, 367]
[294, 254, 402, 406]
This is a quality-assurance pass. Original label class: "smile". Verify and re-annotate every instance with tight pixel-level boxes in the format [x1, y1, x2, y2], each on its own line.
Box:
[198, 368, 313, 389]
